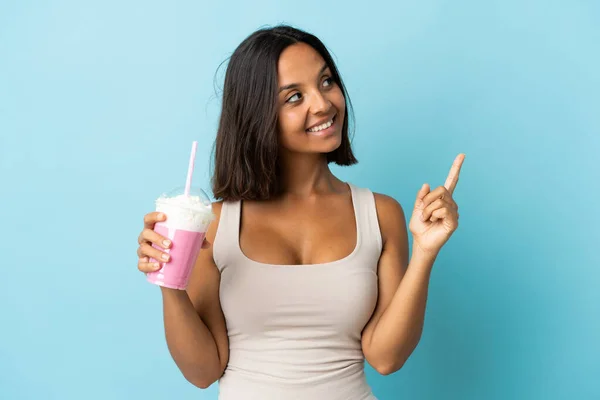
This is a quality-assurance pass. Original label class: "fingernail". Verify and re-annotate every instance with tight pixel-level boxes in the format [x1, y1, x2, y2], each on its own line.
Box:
[163, 240, 171, 248]
[158, 213, 164, 219]
[161, 253, 169, 261]
[141, 257, 148, 263]
[153, 263, 160, 269]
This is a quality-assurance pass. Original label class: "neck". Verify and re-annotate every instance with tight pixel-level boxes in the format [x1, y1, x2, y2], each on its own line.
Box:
[278, 152, 344, 198]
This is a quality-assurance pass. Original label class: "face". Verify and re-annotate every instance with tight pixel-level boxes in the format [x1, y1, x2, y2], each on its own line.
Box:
[276, 43, 346, 156]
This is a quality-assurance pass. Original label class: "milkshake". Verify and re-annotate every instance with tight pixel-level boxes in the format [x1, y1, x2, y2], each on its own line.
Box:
[146, 186, 214, 290]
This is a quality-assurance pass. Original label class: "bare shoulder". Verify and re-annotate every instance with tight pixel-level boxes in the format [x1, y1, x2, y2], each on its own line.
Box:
[373, 193, 407, 245]
[187, 200, 224, 304]
[211, 201, 224, 214]
[203, 201, 223, 244]
[373, 193, 404, 215]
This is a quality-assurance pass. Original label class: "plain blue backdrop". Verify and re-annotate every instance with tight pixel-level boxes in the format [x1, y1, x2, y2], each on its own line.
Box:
[1, 1, 598, 399]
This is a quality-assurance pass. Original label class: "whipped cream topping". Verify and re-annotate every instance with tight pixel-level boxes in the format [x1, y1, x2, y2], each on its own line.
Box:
[155, 194, 214, 232]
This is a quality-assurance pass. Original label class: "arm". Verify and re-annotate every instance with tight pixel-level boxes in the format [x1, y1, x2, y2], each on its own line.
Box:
[361, 194, 436, 375]
[363, 155, 464, 375]
[161, 202, 229, 388]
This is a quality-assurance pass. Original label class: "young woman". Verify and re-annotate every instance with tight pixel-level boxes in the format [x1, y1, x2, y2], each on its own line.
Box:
[136, 25, 464, 400]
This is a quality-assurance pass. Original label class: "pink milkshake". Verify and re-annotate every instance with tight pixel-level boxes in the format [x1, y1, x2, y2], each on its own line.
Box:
[146, 187, 215, 290]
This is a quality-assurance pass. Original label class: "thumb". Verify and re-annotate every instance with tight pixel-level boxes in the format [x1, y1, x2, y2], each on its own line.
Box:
[414, 183, 430, 210]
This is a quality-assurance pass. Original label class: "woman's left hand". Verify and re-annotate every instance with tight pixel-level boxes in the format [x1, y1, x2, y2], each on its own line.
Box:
[409, 154, 465, 256]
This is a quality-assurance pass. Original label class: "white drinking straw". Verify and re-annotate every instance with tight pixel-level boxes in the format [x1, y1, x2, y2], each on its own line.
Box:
[184, 141, 198, 197]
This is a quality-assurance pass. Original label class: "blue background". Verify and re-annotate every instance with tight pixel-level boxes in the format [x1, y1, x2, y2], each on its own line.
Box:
[1, 1, 598, 399]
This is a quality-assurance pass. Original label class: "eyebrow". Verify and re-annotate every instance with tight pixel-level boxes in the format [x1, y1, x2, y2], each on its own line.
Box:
[278, 64, 330, 93]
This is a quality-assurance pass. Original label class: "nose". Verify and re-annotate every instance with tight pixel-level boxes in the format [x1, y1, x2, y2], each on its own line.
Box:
[309, 90, 332, 115]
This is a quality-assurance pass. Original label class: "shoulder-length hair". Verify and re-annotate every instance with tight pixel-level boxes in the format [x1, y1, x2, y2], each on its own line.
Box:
[211, 25, 357, 201]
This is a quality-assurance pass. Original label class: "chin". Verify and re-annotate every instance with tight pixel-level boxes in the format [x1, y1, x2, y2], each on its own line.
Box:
[314, 136, 343, 154]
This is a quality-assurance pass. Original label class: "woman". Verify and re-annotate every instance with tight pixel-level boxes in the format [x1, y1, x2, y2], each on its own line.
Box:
[136, 25, 464, 400]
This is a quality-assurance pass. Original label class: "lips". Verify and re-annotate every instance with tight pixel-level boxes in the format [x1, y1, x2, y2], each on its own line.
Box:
[306, 114, 336, 133]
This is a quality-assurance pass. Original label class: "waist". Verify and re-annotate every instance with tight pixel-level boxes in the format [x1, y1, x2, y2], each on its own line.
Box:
[218, 361, 375, 400]
[228, 344, 366, 378]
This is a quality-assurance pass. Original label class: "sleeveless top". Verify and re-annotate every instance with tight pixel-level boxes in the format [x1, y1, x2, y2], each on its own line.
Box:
[212, 183, 383, 400]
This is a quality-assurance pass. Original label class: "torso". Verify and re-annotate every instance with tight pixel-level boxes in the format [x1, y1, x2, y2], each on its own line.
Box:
[239, 183, 357, 266]
[213, 182, 383, 399]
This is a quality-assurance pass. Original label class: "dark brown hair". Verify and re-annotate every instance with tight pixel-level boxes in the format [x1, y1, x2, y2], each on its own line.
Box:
[211, 25, 357, 201]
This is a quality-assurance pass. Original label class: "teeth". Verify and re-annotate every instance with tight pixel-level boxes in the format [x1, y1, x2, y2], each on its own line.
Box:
[308, 118, 334, 132]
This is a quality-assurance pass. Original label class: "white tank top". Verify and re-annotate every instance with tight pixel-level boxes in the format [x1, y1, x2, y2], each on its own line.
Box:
[213, 183, 382, 400]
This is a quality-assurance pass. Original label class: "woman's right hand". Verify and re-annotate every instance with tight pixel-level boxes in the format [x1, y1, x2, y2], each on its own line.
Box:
[136, 212, 212, 273]
[137, 212, 171, 273]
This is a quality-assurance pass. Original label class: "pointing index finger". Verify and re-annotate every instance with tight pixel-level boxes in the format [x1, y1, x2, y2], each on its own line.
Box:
[444, 154, 465, 194]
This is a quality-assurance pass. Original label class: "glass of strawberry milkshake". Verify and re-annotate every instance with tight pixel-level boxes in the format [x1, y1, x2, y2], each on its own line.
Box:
[146, 141, 215, 290]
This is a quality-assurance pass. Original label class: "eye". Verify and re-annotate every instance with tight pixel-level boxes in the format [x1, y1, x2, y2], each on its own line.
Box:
[323, 77, 334, 87]
[286, 92, 302, 103]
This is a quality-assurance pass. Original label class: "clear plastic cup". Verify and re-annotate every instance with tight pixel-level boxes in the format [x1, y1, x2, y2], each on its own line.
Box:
[146, 186, 215, 290]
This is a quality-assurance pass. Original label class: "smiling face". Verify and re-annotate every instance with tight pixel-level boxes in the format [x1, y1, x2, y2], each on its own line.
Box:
[276, 43, 346, 156]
